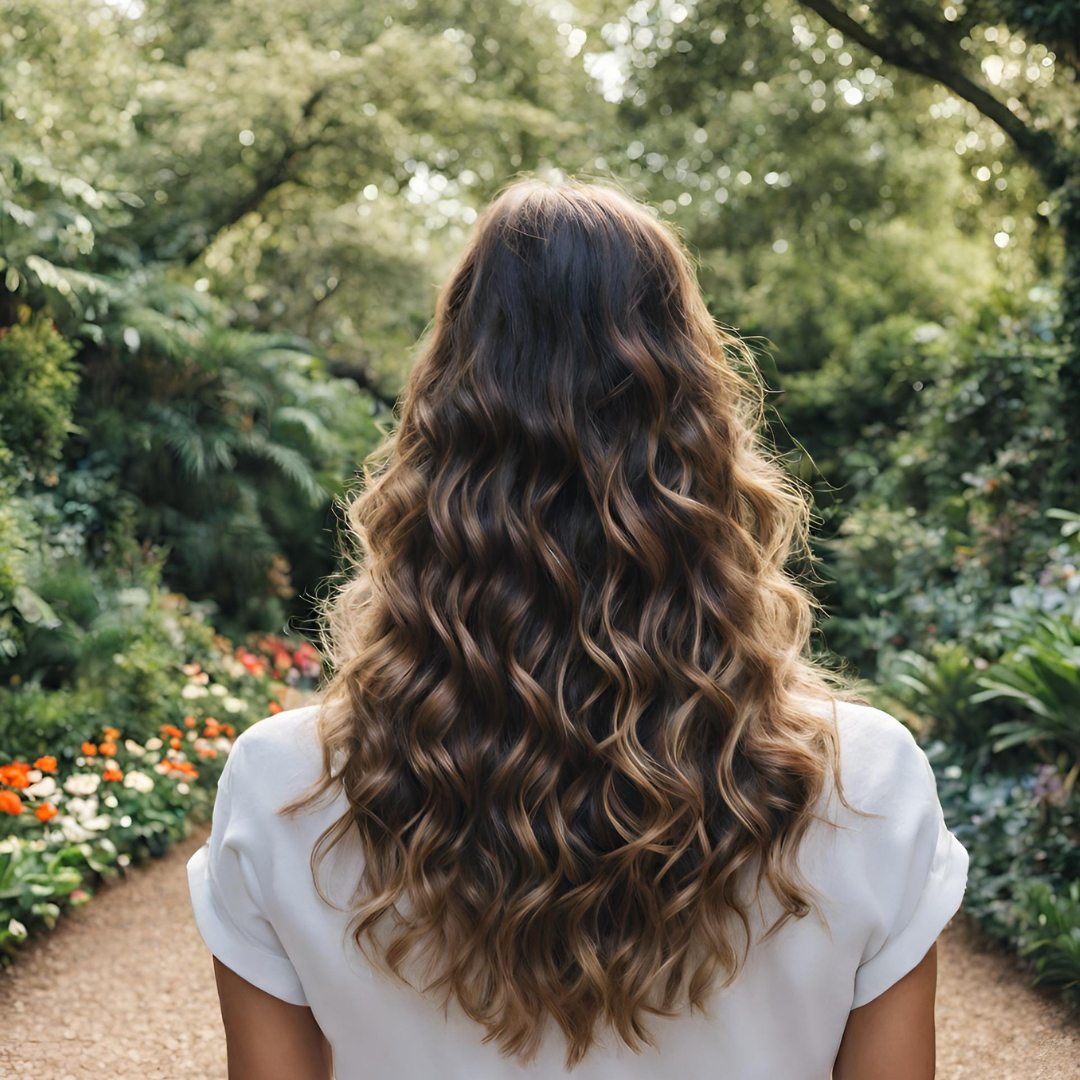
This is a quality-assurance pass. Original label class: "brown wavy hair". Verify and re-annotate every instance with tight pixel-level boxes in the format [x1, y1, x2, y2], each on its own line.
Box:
[283, 175, 868, 1068]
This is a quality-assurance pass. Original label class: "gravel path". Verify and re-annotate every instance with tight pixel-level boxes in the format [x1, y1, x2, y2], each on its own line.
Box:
[1, 828, 1078, 1080]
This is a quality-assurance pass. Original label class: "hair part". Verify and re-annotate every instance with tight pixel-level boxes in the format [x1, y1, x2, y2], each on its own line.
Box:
[283, 175, 870, 1069]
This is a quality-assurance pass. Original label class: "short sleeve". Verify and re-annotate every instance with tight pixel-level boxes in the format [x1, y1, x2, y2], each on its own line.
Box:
[186, 737, 308, 1006]
[850, 718, 969, 1008]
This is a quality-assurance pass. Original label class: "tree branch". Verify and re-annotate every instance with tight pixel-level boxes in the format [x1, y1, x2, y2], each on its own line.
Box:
[178, 87, 335, 266]
[797, 0, 1064, 187]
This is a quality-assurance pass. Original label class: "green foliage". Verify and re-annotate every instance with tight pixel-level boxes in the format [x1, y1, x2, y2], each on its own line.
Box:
[1016, 880, 1080, 999]
[67, 303, 386, 629]
[973, 612, 1080, 759]
[0, 307, 79, 477]
[930, 743, 1080, 1005]
[887, 644, 995, 751]
[815, 303, 1070, 672]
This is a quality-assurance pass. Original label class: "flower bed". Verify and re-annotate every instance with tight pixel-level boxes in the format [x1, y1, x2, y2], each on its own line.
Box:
[0, 632, 322, 963]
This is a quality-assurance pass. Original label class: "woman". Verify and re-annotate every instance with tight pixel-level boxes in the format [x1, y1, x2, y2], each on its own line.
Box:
[188, 176, 968, 1079]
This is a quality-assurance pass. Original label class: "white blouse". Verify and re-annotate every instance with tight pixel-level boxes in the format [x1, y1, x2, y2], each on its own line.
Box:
[188, 699, 968, 1079]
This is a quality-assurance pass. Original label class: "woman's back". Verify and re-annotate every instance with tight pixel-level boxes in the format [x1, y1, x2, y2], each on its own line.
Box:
[188, 176, 969, 1077]
[188, 697, 967, 1080]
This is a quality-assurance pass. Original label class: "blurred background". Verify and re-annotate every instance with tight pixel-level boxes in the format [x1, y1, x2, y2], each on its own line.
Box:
[1, 0, 1080, 1071]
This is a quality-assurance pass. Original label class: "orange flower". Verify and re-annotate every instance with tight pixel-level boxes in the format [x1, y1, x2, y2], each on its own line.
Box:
[33, 756, 57, 774]
[221, 723, 235, 738]
[102, 727, 120, 741]
[203, 721, 220, 738]
[160, 724, 183, 739]
[103, 766, 123, 782]
[99, 742, 117, 757]
[196, 747, 218, 759]
[0, 764, 31, 788]
[268, 701, 283, 715]
[0, 791, 23, 815]
[35, 802, 58, 823]
[170, 738, 181, 751]
[81, 742, 98, 757]
[184, 715, 197, 728]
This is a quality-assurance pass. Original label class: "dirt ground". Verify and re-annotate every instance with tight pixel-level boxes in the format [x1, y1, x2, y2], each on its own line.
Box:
[1, 828, 1078, 1080]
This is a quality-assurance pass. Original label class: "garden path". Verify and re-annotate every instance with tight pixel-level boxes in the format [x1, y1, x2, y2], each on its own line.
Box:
[0, 828, 1078, 1080]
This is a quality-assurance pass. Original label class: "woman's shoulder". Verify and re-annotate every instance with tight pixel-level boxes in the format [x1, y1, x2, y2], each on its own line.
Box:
[222, 702, 329, 813]
[800, 695, 934, 813]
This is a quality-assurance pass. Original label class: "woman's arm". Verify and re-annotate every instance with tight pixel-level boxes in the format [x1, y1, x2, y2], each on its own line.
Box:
[832, 941, 938, 1080]
[214, 957, 334, 1080]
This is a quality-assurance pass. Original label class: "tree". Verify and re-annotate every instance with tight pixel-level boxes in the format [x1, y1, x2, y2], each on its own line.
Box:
[793, 0, 1080, 482]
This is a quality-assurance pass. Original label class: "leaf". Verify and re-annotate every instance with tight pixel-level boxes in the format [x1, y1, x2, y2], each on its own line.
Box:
[11, 585, 63, 629]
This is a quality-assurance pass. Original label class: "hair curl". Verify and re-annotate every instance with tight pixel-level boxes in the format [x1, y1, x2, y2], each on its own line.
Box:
[283, 176, 868, 1068]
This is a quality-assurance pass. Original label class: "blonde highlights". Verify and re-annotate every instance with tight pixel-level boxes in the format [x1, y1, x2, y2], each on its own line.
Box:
[285, 177, 867, 1068]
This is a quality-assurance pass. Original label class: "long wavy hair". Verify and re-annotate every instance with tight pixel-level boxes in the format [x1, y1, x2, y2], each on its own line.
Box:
[283, 176, 868, 1068]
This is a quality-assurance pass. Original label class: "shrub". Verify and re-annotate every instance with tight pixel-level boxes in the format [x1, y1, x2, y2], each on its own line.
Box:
[0, 307, 79, 478]
[972, 612, 1080, 762]
[927, 740, 1080, 1004]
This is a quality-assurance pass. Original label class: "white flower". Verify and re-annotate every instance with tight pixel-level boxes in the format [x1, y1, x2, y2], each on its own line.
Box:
[0, 837, 20, 855]
[118, 854, 131, 867]
[7, 919, 27, 939]
[123, 771, 155, 794]
[214, 737, 232, 752]
[210, 683, 228, 697]
[221, 657, 246, 678]
[63, 773, 100, 797]
[186, 729, 198, 742]
[57, 816, 93, 843]
[83, 814, 112, 832]
[182, 683, 208, 700]
[223, 696, 246, 714]
[26, 776, 57, 799]
[103, 794, 118, 808]
[145, 737, 163, 751]
[26, 769, 42, 783]
[177, 782, 190, 795]
[65, 796, 99, 823]
[124, 739, 146, 757]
